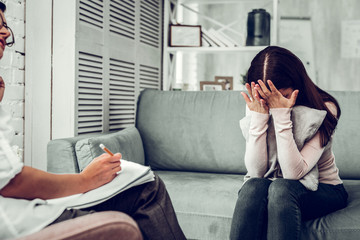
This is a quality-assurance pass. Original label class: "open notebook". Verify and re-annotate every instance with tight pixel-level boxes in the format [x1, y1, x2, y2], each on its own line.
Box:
[47, 160, 154, 209]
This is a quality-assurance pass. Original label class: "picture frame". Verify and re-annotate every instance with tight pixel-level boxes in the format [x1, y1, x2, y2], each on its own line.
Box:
[170, 25, 202, 47]
[200, 81, 225, 91]
[215, 76, 234, 90]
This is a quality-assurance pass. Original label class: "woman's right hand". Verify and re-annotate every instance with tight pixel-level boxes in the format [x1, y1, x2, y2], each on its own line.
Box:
[241, 81, 269, 114]
[80, 153, 122, 191]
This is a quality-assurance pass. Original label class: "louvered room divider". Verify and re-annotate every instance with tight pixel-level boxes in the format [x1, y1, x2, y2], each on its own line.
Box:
[53, 0, 163, 138]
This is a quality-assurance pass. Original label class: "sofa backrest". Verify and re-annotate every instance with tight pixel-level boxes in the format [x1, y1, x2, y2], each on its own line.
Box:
[330, 91, 360, 179]
[137, 90, 360, 179]
[136, 90, 248, 174]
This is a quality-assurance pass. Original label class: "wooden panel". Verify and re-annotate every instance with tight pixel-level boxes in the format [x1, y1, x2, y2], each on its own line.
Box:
[140, 0, 161, 48]
[108, 58, 136, 131]
[79, 0, 104, 29]
[73, 0, 163, 135]
[109, 0, 136, 39]
[77, 51, 104, 134]
[139, 64, 160, 90]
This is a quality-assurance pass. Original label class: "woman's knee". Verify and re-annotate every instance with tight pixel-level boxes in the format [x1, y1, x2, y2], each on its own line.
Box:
[268, 178, 302, 202]
[239, 178, 271, 197]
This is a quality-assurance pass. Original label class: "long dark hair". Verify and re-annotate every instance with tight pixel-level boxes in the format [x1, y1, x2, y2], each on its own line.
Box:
[247, 46, 340, 147]
[0, 2, 5, 12]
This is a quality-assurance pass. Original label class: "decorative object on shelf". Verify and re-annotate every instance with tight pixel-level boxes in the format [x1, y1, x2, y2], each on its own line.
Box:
[246, 9, 271, 46]
[240, 71, 248, 85]
[170, 25, 202, 47]
[172, 82, 183, 91]
[178, 2, 245, 48]
[200, 81, 225, 91]
[202, 28, 238, 47]
[215, 76, 234, 90]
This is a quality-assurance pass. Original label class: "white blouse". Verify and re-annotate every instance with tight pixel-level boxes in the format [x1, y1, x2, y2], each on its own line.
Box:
[0, 105, 65, 240]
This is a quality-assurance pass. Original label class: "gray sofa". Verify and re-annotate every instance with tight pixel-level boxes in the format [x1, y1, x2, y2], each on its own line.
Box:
[47, 90, 360, 240]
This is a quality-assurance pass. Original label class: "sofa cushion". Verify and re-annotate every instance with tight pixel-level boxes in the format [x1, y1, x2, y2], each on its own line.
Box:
[157, 171, 360, 240]
[75, 127, 145, 171]
[301, 179, 360, 240]
[137, 90, 247, 174]
[155, 170, 241, 240]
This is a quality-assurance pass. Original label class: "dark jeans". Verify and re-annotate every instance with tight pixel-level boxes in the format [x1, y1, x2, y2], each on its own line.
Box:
[50, 175, 186, 240]
[230, 178, 348, 240]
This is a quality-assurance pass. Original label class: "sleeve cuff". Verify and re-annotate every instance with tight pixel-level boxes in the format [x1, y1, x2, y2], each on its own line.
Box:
[270, 108, 292, 130]
[249, 111, 269, 132]
[250, 111, 269, 124]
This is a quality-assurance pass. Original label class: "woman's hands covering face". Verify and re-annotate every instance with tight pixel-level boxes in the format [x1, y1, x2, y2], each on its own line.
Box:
[255, 80, 299, 109]
[241, 81, 269, 114]
[241, 79, 299, 113]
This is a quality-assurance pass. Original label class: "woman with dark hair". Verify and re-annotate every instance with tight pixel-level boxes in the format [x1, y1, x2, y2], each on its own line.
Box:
[230, 46, 348, 240]
[0, 2, 185, 239]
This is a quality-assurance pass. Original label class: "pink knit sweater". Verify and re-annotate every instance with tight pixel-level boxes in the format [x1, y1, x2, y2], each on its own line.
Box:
[244, 102, 342, 185]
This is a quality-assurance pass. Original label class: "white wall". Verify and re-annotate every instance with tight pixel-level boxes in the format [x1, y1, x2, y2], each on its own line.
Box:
[1, 0, 25, 160]
[280, 0, 360, 91]
[24, 0, 52, 170]
[52, 0, 76, 139]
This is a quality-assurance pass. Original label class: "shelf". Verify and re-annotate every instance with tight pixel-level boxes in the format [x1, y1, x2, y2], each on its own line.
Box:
[162, 0, 279, 90]
[166, 46, 267, 53]
[179, 0, 270, 4]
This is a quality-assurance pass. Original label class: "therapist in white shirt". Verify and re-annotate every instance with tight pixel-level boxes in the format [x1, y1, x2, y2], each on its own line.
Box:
[0, 2, 185, 239]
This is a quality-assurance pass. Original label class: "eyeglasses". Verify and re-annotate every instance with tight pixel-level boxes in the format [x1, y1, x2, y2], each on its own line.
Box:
[0, 14, 14, 47]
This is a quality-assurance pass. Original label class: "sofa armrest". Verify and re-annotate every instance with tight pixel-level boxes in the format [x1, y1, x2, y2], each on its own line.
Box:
[47, 135, 89, 173]
[16, 211, 143, 240]
[47, 133, 104, 173]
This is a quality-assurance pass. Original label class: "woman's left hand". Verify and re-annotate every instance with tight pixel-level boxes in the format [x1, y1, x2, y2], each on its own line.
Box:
[255, 80, 299, 109]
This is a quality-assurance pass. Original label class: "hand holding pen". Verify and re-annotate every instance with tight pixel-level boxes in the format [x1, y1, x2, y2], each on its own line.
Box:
[100, 144, 122, 171]
[79, 144, 122, 190]
[100, 144, 122, 172]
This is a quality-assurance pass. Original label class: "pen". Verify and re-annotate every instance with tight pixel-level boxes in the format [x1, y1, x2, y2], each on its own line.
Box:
[99, 143, 114, 156]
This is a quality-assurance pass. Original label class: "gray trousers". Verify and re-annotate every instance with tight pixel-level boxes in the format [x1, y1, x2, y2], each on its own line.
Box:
[50, 175, 186, 240]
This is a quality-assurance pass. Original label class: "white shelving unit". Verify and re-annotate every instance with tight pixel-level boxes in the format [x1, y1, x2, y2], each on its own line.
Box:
[166, 46, 268, 53]
[162, 0, 279, 90]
